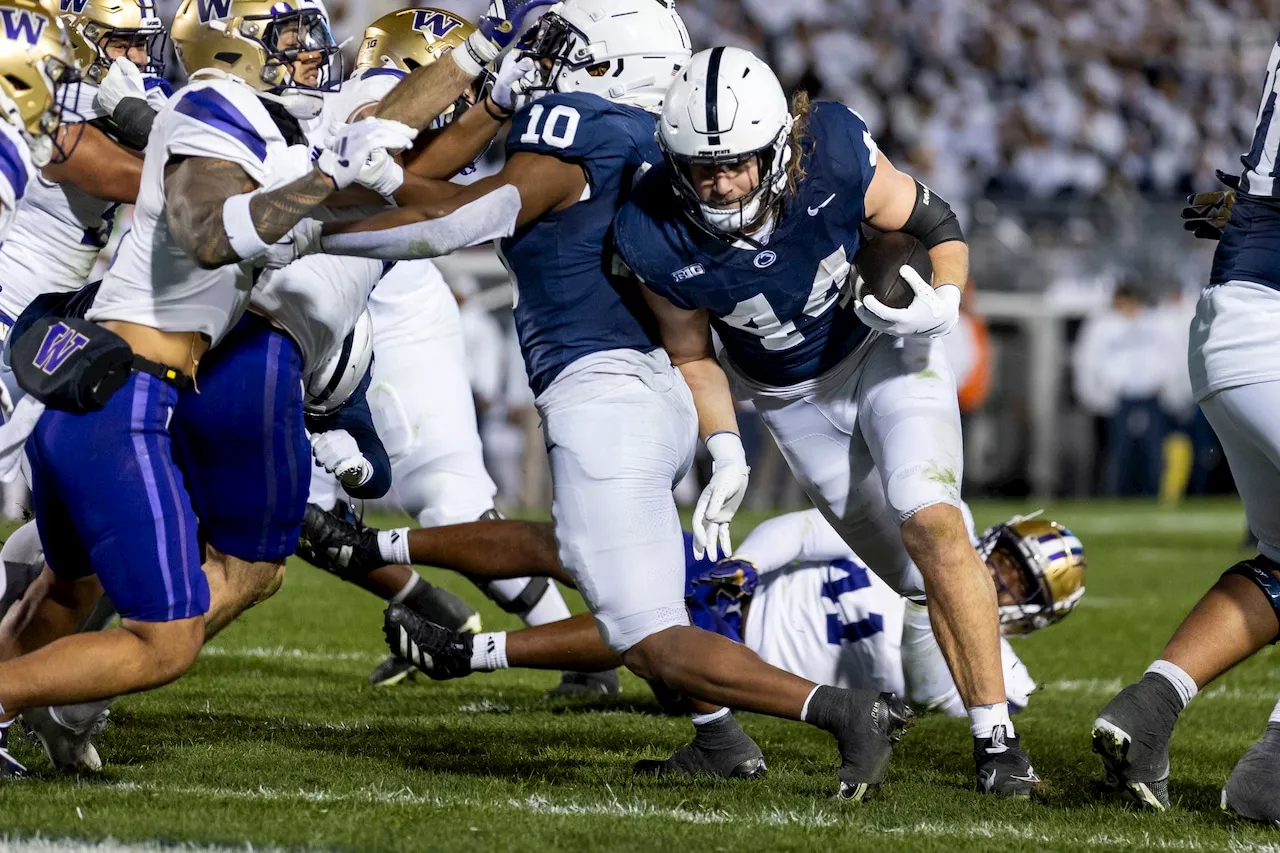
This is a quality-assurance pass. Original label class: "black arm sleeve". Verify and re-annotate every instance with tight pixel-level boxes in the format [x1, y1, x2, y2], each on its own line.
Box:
[900, 179, 965, 249]
[108, 98, 158, 151]
[303, 369, 392, 500]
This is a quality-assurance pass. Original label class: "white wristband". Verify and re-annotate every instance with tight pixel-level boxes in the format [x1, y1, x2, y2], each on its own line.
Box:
[706, 431, 746, 467]
[222, 191, 269, 261]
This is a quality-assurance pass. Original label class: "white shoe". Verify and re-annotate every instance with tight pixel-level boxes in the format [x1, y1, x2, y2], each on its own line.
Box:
[21, 702, 110, 772]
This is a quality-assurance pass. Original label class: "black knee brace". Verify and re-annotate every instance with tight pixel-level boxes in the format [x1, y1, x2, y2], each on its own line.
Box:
[1222, 555, 1280, 644]
[487, 576, 550, 615]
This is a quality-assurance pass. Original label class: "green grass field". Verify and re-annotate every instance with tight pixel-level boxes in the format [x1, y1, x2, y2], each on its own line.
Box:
[3, 499, 1280, 852]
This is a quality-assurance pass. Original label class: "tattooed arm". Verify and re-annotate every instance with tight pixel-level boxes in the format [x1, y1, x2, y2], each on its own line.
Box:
[165, 157, 336, 270]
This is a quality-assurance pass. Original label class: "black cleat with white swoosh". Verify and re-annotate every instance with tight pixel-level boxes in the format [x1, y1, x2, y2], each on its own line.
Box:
[383, 603, 475, 680]
[975, 725, 1040, 797]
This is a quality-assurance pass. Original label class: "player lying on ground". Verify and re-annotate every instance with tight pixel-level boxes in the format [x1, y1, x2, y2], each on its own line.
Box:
[1092, 32, 1280, 826]
[301, 505, 1084, 720]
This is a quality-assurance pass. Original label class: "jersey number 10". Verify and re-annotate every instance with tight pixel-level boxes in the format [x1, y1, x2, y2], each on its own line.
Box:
[519, 104, 581, 150]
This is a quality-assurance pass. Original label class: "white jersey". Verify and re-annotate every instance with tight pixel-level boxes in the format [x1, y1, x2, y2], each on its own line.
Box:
[250, 68, 404, 371]
[0, 83, 113, 321]
[89, 75, 312, 344]
[0, 121, 33, 251]
[737, 510, 908, 694]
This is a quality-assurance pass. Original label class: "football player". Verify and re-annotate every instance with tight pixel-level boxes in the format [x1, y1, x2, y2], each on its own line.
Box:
[335, 509, 1083, 718]
[0, 0, 81, 243]
[310, 0, 917, 799]
[0, 0, 167, 332]
[294, 7, 591, 692]
[1093, 35, 1280, 824]
[610, 46, 1034, 796]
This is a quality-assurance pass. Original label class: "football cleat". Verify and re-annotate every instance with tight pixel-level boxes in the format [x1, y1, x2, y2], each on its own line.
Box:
[1092, 674, 1182, 811]
[633, 713, 766, 780]
[21, 703, 110, 773]
[806, 686, 912, 801]
[383, 603, 474, 680]
[974, 725, 1040, 797]
[1221, 722, 1280, 827]
[369, 587, 481, 686]
[546, 669, 621, 698]
[295, 502, 385, 579]
[368, 656, 417, 687]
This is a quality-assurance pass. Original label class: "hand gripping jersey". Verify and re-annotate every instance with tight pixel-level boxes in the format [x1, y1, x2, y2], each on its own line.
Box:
[614, 102, 880, 388]
[498, 91, 663, 396]
[1210, 32, 1280, 292]
[250, 67, 405, 372]
[0, 83, 116, 323]
[0, 120, 33, 249]
[88, 75, 312, 344]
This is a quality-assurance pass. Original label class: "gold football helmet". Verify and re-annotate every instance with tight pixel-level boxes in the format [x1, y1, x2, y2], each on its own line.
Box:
[0, 0, 81, 165]
[355, 7, 472, 73]
[170, 0, 340, 100]
[58, 0, 166, 84]
[978, 515, 1086, 635]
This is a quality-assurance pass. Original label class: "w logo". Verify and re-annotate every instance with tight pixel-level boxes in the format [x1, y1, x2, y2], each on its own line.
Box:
[196, 0, 232, 23]
[33, 322, 88, 375]
[58, 0, 89, 14]
[0, 9, 46, 44]
[411, 9, 462, 40]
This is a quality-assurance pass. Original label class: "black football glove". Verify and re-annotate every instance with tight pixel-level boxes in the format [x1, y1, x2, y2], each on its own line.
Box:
[1181, 169, 1240, 241]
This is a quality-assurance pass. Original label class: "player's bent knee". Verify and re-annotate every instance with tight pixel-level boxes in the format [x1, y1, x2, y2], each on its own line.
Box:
[1221, 555, 1280, 643]
[619, 625, 687, 682]
[124, 615, 205, 688]
[900, 502, 969, 562]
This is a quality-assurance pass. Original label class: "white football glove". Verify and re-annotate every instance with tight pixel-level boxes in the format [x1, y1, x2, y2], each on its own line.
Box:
[94, 57, 146, 115]
[489, 55, 539, 114]
[316, 118, 418, 190]
[854, 265, 961, 339]
[693, 432, 750, 561]
[310, 429, 374, 489]
[261, 218, 323, 270]
[355, 146, 405, 198]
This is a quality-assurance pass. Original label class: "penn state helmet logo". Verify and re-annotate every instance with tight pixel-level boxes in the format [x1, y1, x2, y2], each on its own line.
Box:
[753, 250, 777, 269]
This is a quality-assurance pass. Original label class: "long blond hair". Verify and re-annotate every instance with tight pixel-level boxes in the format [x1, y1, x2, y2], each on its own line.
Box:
[785, 89, 812, 194]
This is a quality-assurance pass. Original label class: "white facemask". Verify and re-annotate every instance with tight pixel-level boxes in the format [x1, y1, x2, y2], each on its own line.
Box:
[700, 195, 763, 234]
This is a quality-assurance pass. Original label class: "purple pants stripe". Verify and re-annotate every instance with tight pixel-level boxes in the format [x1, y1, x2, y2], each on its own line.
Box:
[254, 332, 282, 559]
[129, 373, 177, 621]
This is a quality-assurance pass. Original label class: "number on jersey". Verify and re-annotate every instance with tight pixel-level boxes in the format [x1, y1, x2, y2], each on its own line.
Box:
[720, 246, 851, 350]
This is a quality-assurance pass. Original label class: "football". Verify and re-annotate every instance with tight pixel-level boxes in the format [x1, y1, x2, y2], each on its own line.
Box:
[852, 231, 933, 310]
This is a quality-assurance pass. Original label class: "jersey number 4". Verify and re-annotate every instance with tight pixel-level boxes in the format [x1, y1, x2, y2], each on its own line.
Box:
[519, 104, 581, 149]
[720, 246, 851, 350]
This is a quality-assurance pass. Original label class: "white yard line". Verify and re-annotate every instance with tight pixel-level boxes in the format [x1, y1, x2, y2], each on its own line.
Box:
[1043, 678, 1277, 702]
[41, 782, 1272, 852]
[0, 838, 314, 853]
[198, 646, 380, 664]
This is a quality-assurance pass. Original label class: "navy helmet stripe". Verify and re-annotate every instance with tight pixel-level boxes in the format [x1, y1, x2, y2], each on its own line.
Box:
[705, 45, 724, 135]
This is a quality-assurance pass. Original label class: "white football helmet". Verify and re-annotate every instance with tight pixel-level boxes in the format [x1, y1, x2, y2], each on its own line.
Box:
[520, 0, 690, 113]
[658, 46, 792, 234]
[305, 309, 373, 415]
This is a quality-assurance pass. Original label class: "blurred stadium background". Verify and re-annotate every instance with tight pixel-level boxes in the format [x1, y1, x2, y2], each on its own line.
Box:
[69, 0, 1271, 524]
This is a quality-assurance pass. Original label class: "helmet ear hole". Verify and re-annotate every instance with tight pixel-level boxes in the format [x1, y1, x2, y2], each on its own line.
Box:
[214, 50, 241, 64]
[4, 75, 30, 94]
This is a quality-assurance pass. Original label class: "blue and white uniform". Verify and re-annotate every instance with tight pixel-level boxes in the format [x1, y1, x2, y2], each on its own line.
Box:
[26, 73, 312, 620]
[0, 120, 32, 247]
[684, 509, 1037, 710]
[615, 103, 960, 597]
[1189, 32, 1280, 563]
[502, 91, 696, 652]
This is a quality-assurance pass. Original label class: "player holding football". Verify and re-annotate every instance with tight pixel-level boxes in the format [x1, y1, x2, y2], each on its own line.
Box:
[1093, 34, 1280, 824]
[610, 46, 1036, 795]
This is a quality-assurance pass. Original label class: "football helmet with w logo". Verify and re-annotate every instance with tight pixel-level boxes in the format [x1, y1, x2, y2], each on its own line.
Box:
[171, 0, 341, 118]
[0, 0, 82, 165]
[58, 0, 166, 84]
[978, 515, 1087, 635]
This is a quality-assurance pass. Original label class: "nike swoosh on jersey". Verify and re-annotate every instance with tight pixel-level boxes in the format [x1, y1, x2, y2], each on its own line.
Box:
[808, 194, 836, 216]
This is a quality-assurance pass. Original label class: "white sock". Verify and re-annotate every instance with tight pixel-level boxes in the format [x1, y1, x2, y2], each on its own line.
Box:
[470, 632, 508, 671]
[969, 702, 1014, 739]
[1146, 659, 1198, 709]
[521, 583, 571, 626]
[691, 707, 730, 726]
[1269, 695, 1280, 726]
[377, 528, 412, 565]
[390, 571, 420, 604]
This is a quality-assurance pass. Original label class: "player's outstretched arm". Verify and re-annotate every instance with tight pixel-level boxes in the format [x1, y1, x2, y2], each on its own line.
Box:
[641, 286, 749, 560]
[318, 151, 583, 259]
[403, 101, 507, 180]
[42, 122, 143, 204]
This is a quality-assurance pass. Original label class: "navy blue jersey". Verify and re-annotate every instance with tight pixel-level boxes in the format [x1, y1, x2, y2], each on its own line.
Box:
[499, 92, 662, 396]
[614, 102, 879, 387]
[1211, 33, 1280, 291]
